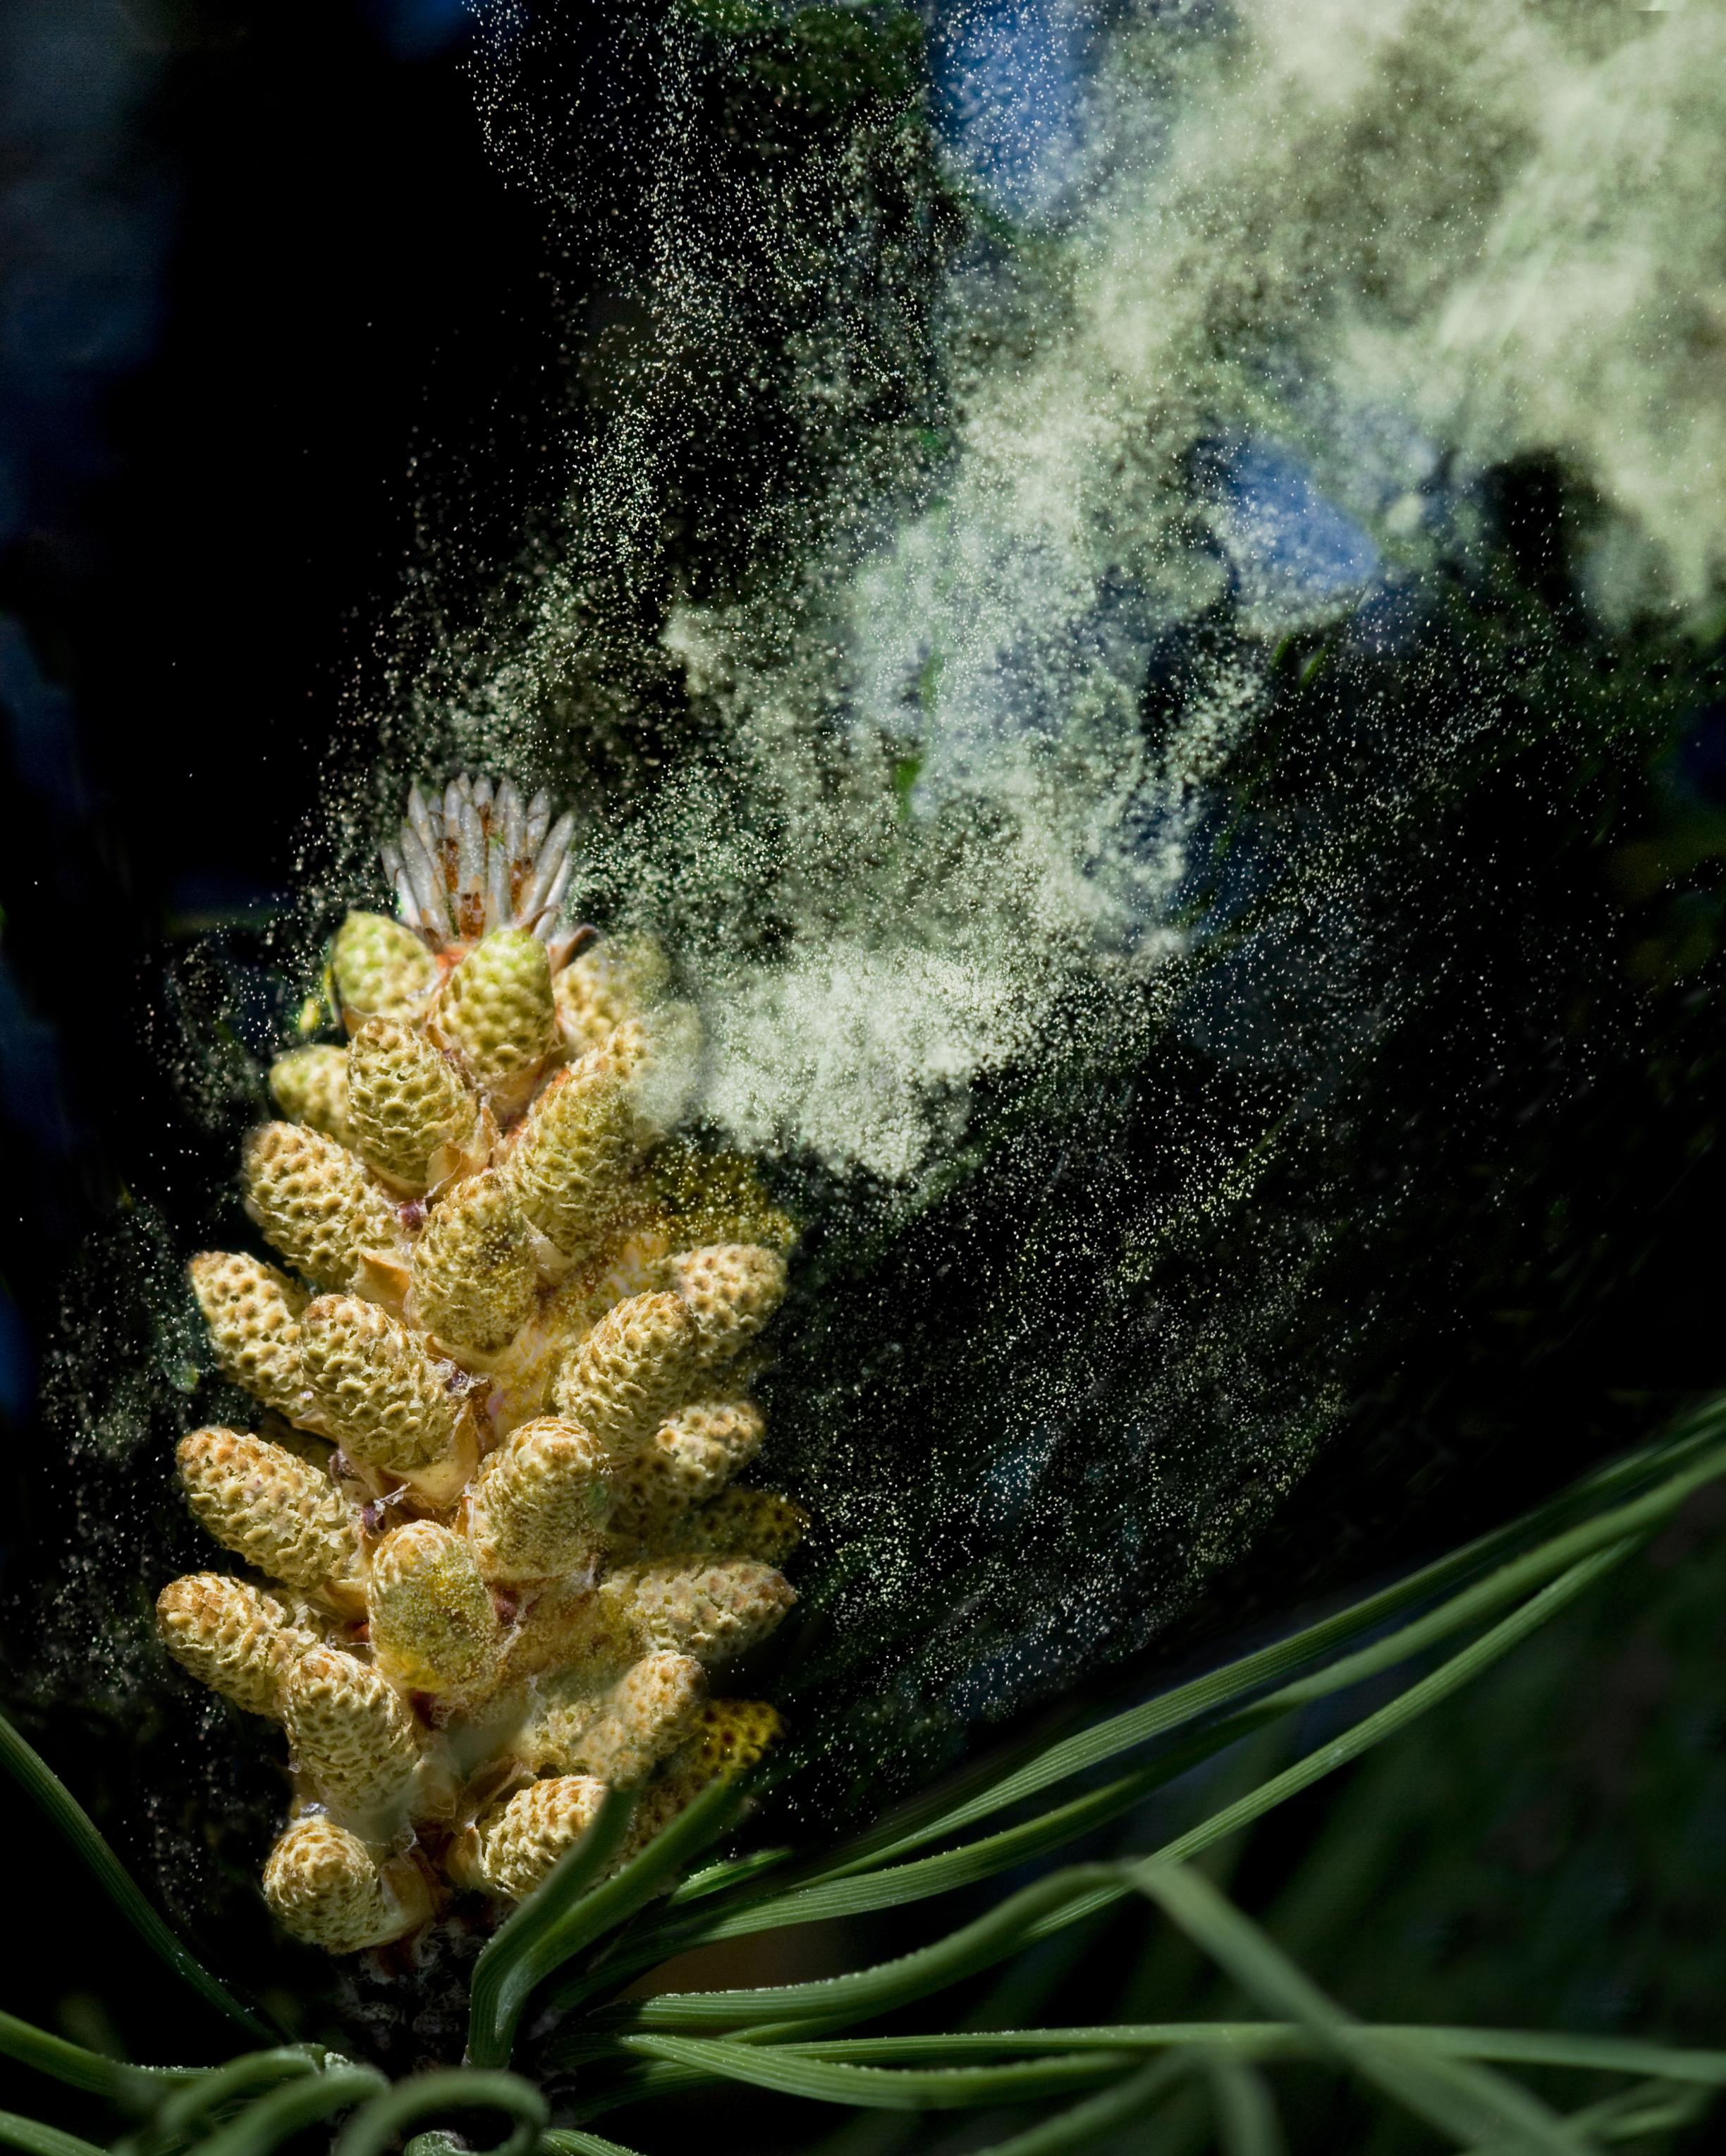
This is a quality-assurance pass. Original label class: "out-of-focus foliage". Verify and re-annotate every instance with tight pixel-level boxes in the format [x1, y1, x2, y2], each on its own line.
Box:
[1270, 1494, 1726, 2066]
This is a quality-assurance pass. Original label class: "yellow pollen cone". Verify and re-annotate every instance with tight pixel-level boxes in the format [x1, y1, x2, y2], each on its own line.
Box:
[188, 1252, 310, 1421]
[242, 1123, 402, 1291]
[368, 1521, 499, 1695]
[268, 1044, 353, 1148]
[331, 910, 438, 1025]
[176, 1427, 359, 1592]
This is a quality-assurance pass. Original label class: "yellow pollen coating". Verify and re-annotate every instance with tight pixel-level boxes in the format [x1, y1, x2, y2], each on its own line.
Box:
[459, 1774, 608, 1900]
[644, 1486, 809, 1568]
[367, 1521, 498, 1695]
[503, 1028, 647, 1261]
[177, 1428, 358, 1591]
[155, 1574, 322, 1718]
[491, 1573, 640, 1687]
[645, 1140, 800, 1255]
[612, 1400, 765, 1528]
[666, 1244, 788, 1365]
[433, 928, 558, 1109]
[188, 1253, 310, 1420]
[268, 1044, 353, 1148]
[525, 1652, 706, 1781]
[616, 1699, 786, 1866]
[298, 1294, 461, 1477]
[281, 1646, 421, 1811]
[601, 1558, 797, 1664]
[410, 1169, 537, 1353]
[551, 1292, 702, 1468]
[347, 1018, 473, 1193]
[632, 1004, 703, 1139]
[683, 1696, 785, 1782]
[465, 1416, 608, 1583]
[242, 1123, 402, 1291]
[164, 776, 803, 1948]
[332, 910, 439, 1023]
[553, 934, 671, 1052]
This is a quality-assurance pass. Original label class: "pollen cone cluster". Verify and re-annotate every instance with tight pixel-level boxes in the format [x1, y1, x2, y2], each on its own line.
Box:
[159, 774, 802, 1955]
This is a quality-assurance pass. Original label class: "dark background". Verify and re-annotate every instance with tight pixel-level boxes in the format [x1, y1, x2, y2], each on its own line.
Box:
[0, 0, 568, 2078]
[0, 0, 568, 1363]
